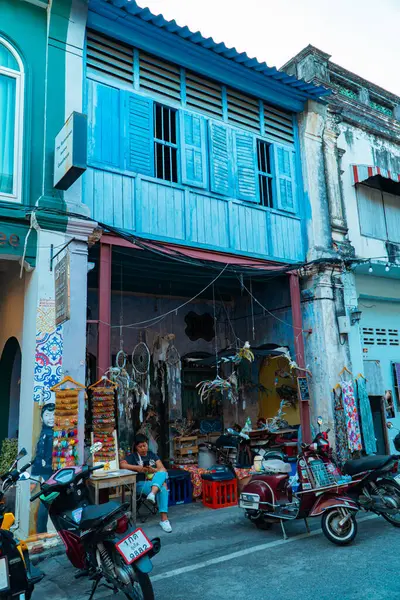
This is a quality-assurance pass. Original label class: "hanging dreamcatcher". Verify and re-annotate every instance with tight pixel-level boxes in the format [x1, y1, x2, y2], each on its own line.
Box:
[166, 342, 182, 407]
[132, 342, 151, 422]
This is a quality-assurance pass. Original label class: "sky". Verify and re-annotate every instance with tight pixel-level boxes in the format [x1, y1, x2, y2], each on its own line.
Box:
[136, 0, 400, 97]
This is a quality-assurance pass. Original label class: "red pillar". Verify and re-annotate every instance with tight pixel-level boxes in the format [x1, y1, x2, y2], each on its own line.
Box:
[98, 242, 112, 376]
[289, 272, 311, 444]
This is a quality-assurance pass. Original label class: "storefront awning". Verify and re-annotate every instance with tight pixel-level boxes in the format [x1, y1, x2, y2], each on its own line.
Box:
[352, 164, 400, 186]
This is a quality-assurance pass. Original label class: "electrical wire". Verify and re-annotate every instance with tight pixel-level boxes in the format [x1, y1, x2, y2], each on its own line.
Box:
[100, 263, 230, 329]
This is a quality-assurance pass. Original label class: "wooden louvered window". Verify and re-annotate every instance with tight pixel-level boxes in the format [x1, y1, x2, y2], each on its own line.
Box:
[139, 52, 181, 102]
[227, 89, 260, 133]
[154, 103, 178, 183]
[86, 30, 133, 84]
[264, 104, 294, 144]
[185, 71, 223, 118]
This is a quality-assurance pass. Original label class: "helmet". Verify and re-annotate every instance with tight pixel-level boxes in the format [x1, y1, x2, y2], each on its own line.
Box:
[393, 433, 400, 452]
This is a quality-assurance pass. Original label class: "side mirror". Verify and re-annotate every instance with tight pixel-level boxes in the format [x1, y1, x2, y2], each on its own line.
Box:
[317, 417, 323, 426]
[90, 442, 103, 454]
[17, 448, 27, 461]
[387, 422, 393, 430]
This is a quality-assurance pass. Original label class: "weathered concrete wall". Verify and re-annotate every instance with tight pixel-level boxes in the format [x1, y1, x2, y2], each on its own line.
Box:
[338, 122, 400, 260]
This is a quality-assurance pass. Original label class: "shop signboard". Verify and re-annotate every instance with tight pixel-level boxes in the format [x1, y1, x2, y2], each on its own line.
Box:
[0, 222, 36, 266]
[54, 112, 87, 190]
[55, 254, 70, 326]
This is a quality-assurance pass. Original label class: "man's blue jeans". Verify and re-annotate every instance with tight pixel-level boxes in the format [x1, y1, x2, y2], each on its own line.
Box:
[137, 471, 169, 514]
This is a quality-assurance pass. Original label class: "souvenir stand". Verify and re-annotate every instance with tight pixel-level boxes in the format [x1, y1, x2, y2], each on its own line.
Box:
[51, 376, 85, 470]
[88, 376, 119, 473]
[87, 377, 137, 518]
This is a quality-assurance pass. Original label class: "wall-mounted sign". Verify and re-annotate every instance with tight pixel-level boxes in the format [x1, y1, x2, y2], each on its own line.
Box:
[55, 254, 70, 326]
[297, 376, 311, 402]
[0, 232, 20, 248]
[54, 112, 87, 191]
[0, 221, 36, 267]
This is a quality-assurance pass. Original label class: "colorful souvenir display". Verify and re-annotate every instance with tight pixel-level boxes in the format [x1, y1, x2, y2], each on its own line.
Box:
[89, 381, 118, 467]
[51, 376, 84, 470]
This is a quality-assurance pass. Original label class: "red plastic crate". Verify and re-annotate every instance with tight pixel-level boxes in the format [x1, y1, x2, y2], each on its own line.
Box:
[202, 479, 238, 509]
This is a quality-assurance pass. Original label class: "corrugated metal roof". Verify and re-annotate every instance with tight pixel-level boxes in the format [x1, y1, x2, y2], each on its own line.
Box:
[102, 0, 331, 100]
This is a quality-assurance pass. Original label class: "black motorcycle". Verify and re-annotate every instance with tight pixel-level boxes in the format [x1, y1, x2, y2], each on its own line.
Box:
[0, 448, 43, 600]
[315, 419, 400, 527]
[30, 445, 160, 600]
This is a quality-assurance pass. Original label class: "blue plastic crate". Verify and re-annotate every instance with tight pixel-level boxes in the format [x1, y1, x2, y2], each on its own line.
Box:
[168, 470, 193, 506]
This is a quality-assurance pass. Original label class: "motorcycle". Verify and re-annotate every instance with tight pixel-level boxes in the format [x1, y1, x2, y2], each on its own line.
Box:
[335, 421, 400, 527]
[239, 428, 359, 545]
[30, 444, 160, 600]
[0, 448, 44, 599]
[201, 428, 252, 470]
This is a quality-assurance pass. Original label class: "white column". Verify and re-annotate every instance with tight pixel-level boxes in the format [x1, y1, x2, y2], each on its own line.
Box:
[17, 218, 95, 538]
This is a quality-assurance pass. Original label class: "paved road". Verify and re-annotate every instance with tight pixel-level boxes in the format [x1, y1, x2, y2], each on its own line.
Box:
[32, 504, 400, 600]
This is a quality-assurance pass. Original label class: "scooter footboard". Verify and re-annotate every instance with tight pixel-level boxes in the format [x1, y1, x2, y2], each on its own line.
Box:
[309, 494, 358, 517]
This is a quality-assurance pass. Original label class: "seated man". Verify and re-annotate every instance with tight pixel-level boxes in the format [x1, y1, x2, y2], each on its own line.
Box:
[120, 434, 172, 533]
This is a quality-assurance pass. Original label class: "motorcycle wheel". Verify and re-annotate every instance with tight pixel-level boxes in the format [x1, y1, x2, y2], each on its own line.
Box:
[377, 480, 400, 527]
[124, 570, 154, 600]
[252, 516, 273, 530]
[321, 509, 357, 546]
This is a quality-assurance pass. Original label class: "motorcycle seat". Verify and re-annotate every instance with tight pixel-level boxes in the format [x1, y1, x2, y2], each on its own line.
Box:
[80, 501, 122, 530]
[262, 459, 291, 474]
[343, 455, 391, 476]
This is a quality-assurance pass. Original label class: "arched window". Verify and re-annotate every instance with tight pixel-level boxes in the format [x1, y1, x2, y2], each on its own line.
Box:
[0, 39, 24, 202]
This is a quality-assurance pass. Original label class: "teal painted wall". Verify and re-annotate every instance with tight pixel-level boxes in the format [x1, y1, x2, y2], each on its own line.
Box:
[0, 0, 47, 216]
[0, 0, 74, 232]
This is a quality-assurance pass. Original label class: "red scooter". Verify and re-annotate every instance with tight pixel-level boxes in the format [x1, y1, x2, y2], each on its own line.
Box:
[240, 430, 359, 545]
[30, 444, 160, 599]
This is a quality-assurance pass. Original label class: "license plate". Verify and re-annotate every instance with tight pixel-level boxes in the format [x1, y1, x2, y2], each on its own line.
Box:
[240, 500, 259, 509]
[115, 528, 153, 565]
[0, 557, 10, 592]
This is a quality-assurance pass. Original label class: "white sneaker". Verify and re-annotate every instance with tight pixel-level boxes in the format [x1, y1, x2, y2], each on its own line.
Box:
[146, 492, 156, 504]
[159, 520, 172, 533]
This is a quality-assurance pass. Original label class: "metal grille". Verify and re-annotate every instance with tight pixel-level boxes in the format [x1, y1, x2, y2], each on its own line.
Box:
[86, 30, 133, 84]
[227, 88, 260, 133]
[257, 139, 273, 207]
[264, 103, 294, 144]
[154, 103, 178, 182]
[139, 51, 181, 102]
[186, 71, 223, 118]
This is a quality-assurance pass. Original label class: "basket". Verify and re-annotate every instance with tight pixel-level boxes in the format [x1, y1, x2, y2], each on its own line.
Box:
[308, 459, 339, 489]
[202, 478, 238, 509]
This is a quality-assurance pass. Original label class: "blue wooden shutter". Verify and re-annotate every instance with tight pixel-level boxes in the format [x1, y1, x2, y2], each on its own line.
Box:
[123, 91, 154, 176]
[233, 130, 258, 202]
[180, 111, 207, 189]
[87, 79, 121, 167]
[274, 144, 296, 212]
[209, 121, 233, 196]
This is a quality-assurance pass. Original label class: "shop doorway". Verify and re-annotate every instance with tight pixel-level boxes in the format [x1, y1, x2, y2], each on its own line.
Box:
[369, 396, 388, 455]
[0, 337, 21, 444]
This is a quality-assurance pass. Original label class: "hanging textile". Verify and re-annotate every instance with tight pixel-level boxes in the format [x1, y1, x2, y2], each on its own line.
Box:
[333, 389, 350, 465]
[341, 380, 362, 452]
[355, 377, 377, 455]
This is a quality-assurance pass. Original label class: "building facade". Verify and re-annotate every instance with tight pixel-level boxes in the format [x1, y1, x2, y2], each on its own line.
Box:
[284, 46, 400, 456]
[0, 0, 94, 537]
[80, 1, 331, 460]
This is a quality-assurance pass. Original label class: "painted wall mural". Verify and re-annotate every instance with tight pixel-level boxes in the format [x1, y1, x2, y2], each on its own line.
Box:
[31, 299, 63, 535]
[34, 300, 63, 405]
